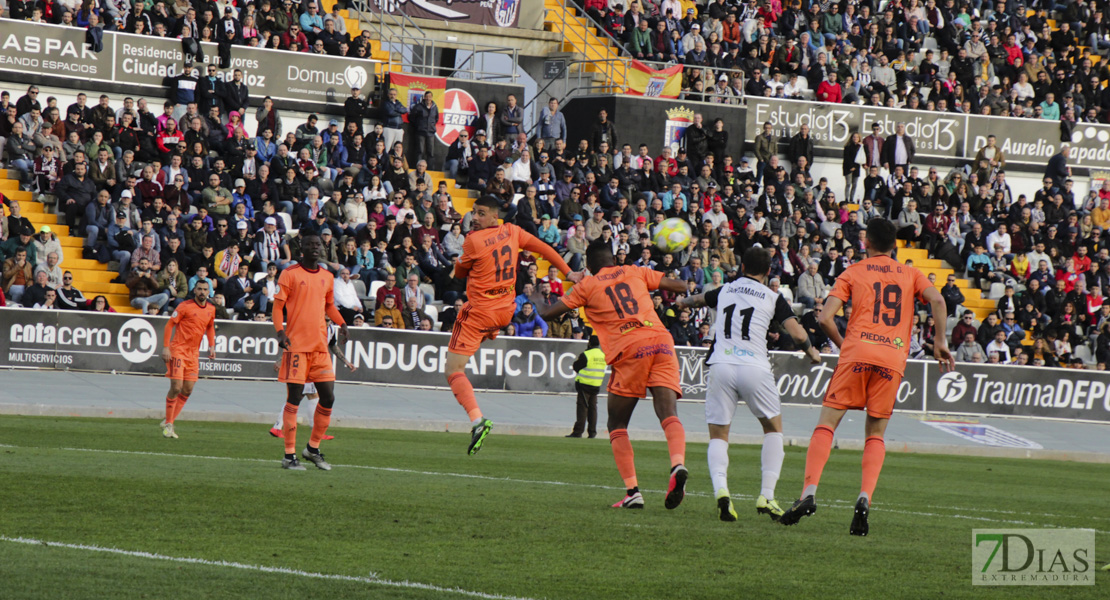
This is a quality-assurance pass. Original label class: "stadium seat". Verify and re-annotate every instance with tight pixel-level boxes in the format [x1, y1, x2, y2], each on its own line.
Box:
[1074, 345, 1094, 365]
[253, 273, 267, 283]
[277, 212, 293, 234]
[424, 304, 439, 328]
[367, 280, 385, 308]
[987, 283, 1006, 300]
[352, 279, 372, 311]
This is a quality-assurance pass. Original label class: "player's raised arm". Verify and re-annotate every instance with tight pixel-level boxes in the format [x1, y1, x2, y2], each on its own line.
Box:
[519, 230, 582, 282]
[818, 295, 845, 348]
[676, 293, 706, 310]
[921, 286, 955, 371]
[657, 277, 688, 294]
[538, 298, 572, 321]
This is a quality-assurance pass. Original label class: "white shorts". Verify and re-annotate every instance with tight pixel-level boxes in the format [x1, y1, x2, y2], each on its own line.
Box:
[704, 362, 781, 424]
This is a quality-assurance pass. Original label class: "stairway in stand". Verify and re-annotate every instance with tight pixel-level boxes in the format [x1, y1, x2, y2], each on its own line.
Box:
[1, 170, 139, 313]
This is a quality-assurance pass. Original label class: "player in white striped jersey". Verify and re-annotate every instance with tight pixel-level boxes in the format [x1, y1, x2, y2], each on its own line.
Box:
[677, 247, 820, 522]
[268, 321, 355, 438]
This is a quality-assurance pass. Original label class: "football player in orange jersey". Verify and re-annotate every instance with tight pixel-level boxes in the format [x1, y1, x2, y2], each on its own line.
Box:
[778, 219, 955, 535]
[160, 279, 217, 439]
[446, 196, 583, 455]
[272, 234, 349, 471]
[541, 241, 691, 509]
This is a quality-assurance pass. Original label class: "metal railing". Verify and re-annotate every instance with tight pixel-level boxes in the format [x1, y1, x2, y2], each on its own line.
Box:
[348, 0, 521, 81]
[540, 0, 747, 107]
[522, 57, 746, 139]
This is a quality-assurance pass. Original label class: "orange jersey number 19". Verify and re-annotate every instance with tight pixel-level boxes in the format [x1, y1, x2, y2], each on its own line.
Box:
[829, 255, 932, 375]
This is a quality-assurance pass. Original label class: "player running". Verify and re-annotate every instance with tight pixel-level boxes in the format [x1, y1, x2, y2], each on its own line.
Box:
[447, 195, 582, 455]
[272, 234, 349, 471]
[160, 279, 216, 439]
[778, 219, 955, 535]
[676, 247, 821, 522]
[541, 241, 690, 510]
[268, 320, 355, 439]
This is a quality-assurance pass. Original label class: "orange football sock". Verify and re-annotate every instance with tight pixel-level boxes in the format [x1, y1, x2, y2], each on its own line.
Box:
[309, 406, 333, 448]
[660, 416, 686, 467]
[608, 429, 638, 490]
[802, 425, 835, 497]
[448, 372, 482, 422]
[282, 402, 299, 455]
[165, 395, 178, 424]
[860, 436, 886, 501]
[170, 394, 188, 423]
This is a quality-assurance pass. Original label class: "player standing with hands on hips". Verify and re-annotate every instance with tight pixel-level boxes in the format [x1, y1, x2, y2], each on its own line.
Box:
[676, 247, 821, 522]
[778, 219, 955, 535]
[272, 235, 349, 471]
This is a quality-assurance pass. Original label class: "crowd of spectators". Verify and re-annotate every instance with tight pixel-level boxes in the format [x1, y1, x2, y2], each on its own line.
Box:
[6, 0, 377, 61]
[4, 0, 1110, 369]
[586, 0, 1110, 120]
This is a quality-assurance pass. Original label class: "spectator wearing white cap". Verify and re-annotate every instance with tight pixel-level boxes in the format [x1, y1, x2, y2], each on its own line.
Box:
[254, 215, 292, 271]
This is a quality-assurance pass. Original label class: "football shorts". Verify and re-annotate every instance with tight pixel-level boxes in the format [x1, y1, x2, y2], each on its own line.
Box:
[607, 334, 682, 399]
[705, 362, 781, 424]
[447, 302, 516, 357]
[823, 361, 902, 419]
[165, 354, 199, 383]
[279, 351, 335, 385]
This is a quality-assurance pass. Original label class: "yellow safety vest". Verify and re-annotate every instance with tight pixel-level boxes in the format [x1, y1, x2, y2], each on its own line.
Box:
[575, 348, 607, 387]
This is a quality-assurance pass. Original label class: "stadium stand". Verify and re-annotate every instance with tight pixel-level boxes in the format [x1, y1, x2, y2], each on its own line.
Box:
[2, 0, 1110, 370]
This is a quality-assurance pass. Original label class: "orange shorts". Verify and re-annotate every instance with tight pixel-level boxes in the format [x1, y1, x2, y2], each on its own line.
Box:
[823, 362, 902, 419]
[278, 351, 335, 385]
[165, 354, 199, 382]
[607, 336, 682, 399]
[448, 302, 516, 357]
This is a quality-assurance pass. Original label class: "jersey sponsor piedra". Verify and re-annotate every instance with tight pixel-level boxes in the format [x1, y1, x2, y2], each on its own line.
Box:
[168, 299, 216, 356]
[562, 266, 668, 358]
[704, 276, 796, 369]
[275, 264, 336, 353]
[828, 255, 932, 375]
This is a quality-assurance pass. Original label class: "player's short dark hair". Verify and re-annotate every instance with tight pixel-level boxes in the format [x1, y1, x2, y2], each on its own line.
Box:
[866, 218, 897, 253]
[741, 247, 771, 277]
[194, 279, 210, 289]
[586, 239, 614, 273]
[474, 195, 501, 212]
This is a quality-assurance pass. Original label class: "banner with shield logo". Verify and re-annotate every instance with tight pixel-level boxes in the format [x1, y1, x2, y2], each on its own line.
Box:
[389, 73, 447, 124]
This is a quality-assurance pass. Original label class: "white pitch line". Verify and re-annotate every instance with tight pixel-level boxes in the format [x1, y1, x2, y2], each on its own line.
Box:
[3, 443, 1108, 533]
[0, 535, 541, 600]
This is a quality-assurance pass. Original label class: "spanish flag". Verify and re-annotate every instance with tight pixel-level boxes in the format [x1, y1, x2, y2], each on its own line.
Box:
[389, 73, 447, 124]
[625, 60, 683, 99]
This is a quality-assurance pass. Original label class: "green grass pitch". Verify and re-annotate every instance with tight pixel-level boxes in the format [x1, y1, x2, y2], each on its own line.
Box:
[0, 415, 1106, 599]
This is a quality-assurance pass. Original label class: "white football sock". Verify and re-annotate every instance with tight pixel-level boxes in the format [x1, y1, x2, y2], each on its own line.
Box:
[761, 432, 785, 500]
[707, 438, 730, 497]
[303, 397, 318, 415]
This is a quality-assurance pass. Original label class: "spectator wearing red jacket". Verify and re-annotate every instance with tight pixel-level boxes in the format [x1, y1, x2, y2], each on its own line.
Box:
[156, 119, 183, 162]
[816, 73, 842, 104]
